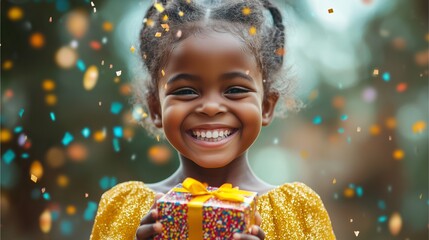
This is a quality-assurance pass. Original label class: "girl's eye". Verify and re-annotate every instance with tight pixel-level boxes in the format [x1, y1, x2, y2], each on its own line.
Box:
[171, 88, 197, 95]
[225, 87, 249, 94]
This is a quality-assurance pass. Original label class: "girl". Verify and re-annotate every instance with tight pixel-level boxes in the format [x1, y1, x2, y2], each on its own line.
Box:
[91, 0, 335, 239]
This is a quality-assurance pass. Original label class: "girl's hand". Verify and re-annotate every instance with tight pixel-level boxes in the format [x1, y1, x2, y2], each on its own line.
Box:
[135, 193, 164, 240]
[232, 212, 265, 240]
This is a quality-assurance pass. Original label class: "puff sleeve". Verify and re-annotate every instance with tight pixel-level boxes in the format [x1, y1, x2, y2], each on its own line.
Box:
[257, 182, 336, 240]
[90, 181, 156, 240]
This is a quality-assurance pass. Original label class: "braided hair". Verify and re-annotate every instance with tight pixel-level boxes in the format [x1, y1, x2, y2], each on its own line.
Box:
[135, 0, 302, 138]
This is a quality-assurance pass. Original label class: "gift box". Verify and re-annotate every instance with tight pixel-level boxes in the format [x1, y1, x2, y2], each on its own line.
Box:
[154, 178, 258, 240]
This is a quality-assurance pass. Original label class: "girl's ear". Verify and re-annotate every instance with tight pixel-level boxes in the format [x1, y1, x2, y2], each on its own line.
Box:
[262, 92, 279, 126]
[147, 94, 163, 128]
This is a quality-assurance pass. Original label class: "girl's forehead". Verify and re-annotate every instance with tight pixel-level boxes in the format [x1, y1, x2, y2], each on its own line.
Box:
[166, 32, 257, 70]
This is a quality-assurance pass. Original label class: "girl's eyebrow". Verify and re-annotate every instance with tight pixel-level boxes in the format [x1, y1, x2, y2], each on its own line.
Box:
[166, 72, 254, 84]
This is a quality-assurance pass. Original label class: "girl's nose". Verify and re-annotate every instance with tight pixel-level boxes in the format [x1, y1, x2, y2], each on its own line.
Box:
[195, 95, 227, 117]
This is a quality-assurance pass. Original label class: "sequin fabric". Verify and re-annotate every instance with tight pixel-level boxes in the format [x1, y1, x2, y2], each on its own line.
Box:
[90, 181, 335, 240]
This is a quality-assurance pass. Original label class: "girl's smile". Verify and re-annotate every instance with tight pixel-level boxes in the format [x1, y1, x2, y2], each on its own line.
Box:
[151, 32, 277, 168]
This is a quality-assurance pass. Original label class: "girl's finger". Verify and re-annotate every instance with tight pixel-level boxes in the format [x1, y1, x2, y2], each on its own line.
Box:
[255, 211, 262, 226]
[139, 209, 158, 225]
[135, 222, 162, 240]
[232, 233, 259, 240]
[150, 193, 165, 210]
[250, 225, 265, 240]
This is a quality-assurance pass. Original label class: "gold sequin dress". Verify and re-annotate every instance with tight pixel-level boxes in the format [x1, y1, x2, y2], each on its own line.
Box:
[90, 181, 336, 239]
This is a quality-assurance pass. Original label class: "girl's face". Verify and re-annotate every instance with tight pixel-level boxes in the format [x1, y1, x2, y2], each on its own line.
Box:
[150, 32, 278, 168]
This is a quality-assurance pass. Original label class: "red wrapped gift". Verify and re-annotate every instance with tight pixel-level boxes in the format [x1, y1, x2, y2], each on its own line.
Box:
[154, 178, 258, 240]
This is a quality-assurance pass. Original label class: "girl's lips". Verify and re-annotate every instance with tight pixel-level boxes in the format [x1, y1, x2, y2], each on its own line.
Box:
[185, 128, 239, 148]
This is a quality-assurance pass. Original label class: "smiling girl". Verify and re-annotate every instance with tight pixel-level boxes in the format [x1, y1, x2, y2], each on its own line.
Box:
[90, 0, 335, 239]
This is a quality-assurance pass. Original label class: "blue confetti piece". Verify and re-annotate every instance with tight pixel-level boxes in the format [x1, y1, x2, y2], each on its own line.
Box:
[356, 186, 363, 197]
[83, 201, 98, 221]
[51, 210, 60, 221]
[312, 116, 322, 125]
[50, 112, 56, 121]
[2, 149, 16, 164]
[19, 108, 24, 118]
[56, 0, 70, 12]
[31, 188, 41, 200]
[110, 102, 123, 115]
[338, 128, 344, 134]
[382, 72, 390, 82]
[378, 215, 387, 223]
[60, 220, 73, 236]
[341, 114, 348, 121]
[113, 126, 123, 138]
[347, 136, 352, 143]
[112, 138, 120, 152]
[82, 127, 91, 138]
[378, 200, 386, 210]
[76, 59, 86, 72]
[43, 192, 51, 200]
[14, 126, 23, 133]
[99, 176, 110, 190]
[21, 153, 29, 159]
[62, 132, 74, 146]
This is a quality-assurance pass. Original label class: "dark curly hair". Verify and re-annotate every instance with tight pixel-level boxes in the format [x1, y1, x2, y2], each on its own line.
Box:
[133, 0, 303, 138]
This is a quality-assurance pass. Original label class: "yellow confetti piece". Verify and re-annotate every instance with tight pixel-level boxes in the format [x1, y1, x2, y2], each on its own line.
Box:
[154, 3, 165, 13]
[130, 45, 135, 53]
[162, 14, 169, 22]
[332, 178, 336, 184]
[66, 205, 76, 215]
[186, 0, 191, 3]
[242, 7, 251, 16]
[146, 18, 154, 27]
[249, 26, 257, 35]
[328, 8, 334, 14]
[31, 174, 38, 183]
[155, 32, 162, 37]
[393, 149, 404, 160]
[30, 160, 43, 179]
[388, 212, 402, 236]
[161, 69, 165, 76]
[8, 7, 23, 21]
[45, 94, 57, 106]
[178, 11, 184, 17]
[412, 120, 426, 133]
[300, 150, 308, 159]
[42, 79, 55, 91]
[156, 135, 160, 142]
[83, 65, 99, 91]
[57, 175, 69, 187]
[373, 68, 379, 76]
[39, 209, 52, 233]
[344, 187, 355, 198]
[0, 129, 12, 143]
[385, 117, 396, 129]
[102, 21, 113, 32]
[2, 60, 13, 70]
[369, 124, 381, 135]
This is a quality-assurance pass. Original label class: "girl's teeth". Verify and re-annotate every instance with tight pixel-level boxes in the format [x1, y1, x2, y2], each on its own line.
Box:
[213, 131, 219, 138]
[201, 132, 206, 138]
[206, 131, 212, 138]
[191, 129, 236, 142]
[219, 131, 224, 137]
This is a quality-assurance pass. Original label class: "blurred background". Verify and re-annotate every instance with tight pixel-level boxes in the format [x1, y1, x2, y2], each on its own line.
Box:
[1, 0, 428, 239]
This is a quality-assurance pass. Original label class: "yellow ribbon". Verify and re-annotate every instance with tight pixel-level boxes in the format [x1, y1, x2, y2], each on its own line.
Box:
[172, 178, 254, 240]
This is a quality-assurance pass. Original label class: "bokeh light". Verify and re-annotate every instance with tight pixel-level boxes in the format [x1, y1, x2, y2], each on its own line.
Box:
[55, 46, 78, 69]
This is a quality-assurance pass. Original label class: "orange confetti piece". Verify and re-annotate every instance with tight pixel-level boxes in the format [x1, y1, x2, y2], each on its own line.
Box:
[393, 149, 404, 160]
[102, 21, 113, 32]
[0, 129, 12, 143]
[412, 121, 426, 133]
[2, 60, 13, 70]
[396, 82, 407, 92]
[369, 124, 381, 135]
[328, 8, 334, 14]
[8, 7, 23, 21]
[344, 187, 355, 198]
[29, 32, 45, 49]
[42, 79, 55, 91]
[45, 94, 57, 106]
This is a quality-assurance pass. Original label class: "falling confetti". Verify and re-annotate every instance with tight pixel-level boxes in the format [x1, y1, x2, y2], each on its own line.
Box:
[154, 3, 165, 12]
[249, 26, 257, 35]
[396, 82, 407, 92]
[39, 209, 52, 233]
[388, 212, 402, 236]
[8, 7, 24, 21]
[29, 32, 45, 49]
[412, 120, 426, 133]
[76, 59, 86, 71]
[148, 145, 171, 164]
[50, 112, 56, 121]
[2, 149, 16, 164]
[31, 174, 38, 183]
[328, 8, 334, 14]
[354, 231, 359, 237]
[19, 108, 25, 118]
[110, 102, 123, 114]
[82, 127, 91, 138]
[116, 70, 122, 76]
[392, 149, 404, 160]
[83, 65, 99, 90]
[382, 72, 390, 82]
[373, 68, 379, 76]
[55, 46, 78, 68]
[242, 7, 251, 15]
[313, 115, 322, 125]
[62, 132, 74, 146]
[130, 45, 135, 53]
[30, 160, 43, 180]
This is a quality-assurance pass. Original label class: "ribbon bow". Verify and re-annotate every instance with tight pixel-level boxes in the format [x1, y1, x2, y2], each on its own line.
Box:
[172, 178, 254, 240]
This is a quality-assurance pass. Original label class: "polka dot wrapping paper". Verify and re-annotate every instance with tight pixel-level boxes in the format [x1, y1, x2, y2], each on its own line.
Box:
[155, 181, 258, 240]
